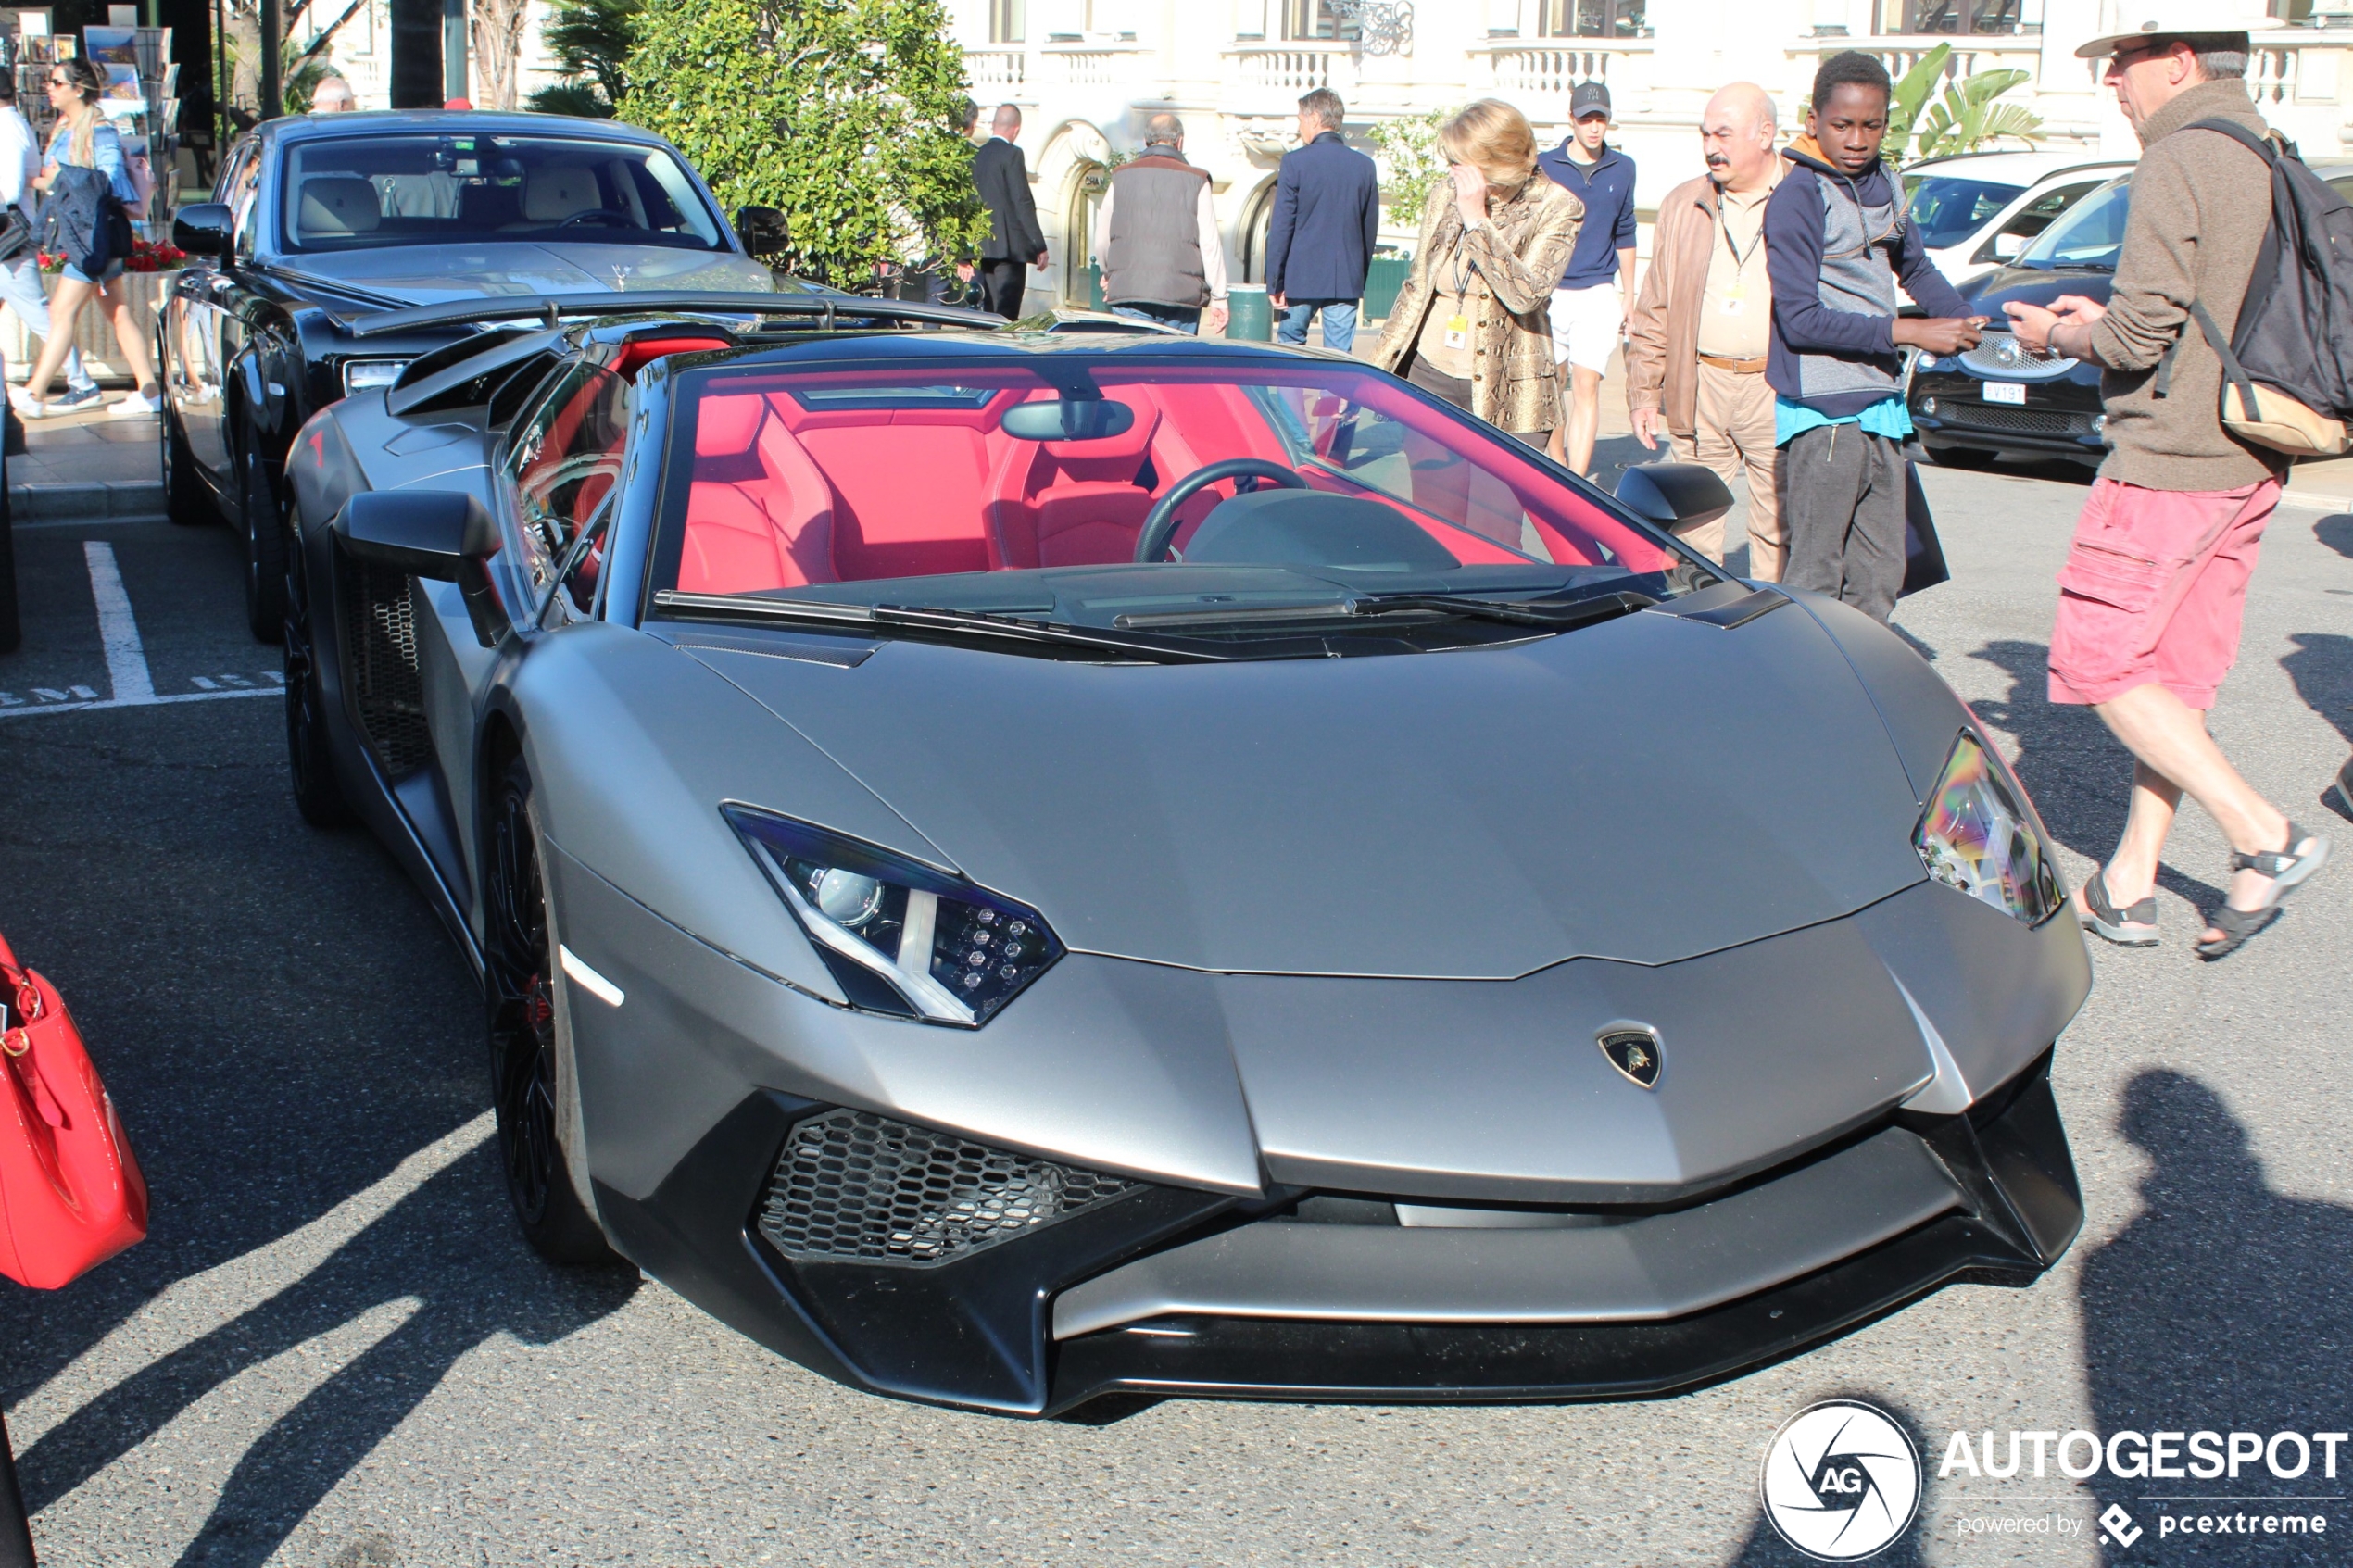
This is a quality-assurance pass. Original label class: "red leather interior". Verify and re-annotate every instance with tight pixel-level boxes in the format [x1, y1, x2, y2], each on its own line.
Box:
[668, 371, 1668, 594]
[614, 336, 731, 382]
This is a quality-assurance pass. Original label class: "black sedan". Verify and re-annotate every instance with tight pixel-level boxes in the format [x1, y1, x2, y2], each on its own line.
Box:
[158, 108, 812, 640]
[1906, 172, 2126, 471]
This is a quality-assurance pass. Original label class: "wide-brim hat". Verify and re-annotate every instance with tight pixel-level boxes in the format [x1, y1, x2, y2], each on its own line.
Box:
[2075, 3, 2284, 58]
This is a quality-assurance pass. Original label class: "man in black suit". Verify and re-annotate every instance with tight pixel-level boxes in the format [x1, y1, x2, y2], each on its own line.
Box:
[974, 105, 1048, 320]
[1265, 88, 1379, 354]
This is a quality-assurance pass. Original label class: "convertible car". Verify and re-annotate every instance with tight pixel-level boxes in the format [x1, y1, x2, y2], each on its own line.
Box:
[283, 302, 2091, 1415]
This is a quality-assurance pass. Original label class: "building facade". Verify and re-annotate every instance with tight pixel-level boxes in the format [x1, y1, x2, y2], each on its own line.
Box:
[946, 0, 2353, 313]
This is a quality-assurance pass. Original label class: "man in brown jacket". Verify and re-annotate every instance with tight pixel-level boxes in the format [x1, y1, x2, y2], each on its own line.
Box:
[2007, 8, 2329, 960]
[1624, 82, 1786, 575]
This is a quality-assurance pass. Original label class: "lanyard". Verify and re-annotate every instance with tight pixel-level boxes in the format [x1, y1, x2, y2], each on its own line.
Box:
[1718, 194, 1765, 275]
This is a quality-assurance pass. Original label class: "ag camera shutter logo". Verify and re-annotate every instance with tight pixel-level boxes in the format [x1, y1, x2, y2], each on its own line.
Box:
[1761, 1399, 1924, 1561]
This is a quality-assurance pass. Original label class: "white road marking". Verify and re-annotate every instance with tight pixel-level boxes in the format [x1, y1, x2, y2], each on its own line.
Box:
[0, 685, 278, 721]
[190, 675, 217, 689]
[82, 541, 155, 704]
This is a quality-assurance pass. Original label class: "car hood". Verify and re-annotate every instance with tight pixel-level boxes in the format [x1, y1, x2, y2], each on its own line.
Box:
[676, 596, 1934, 978]
[1961, 264, 2117, 314]
[272, 243, 780, 304]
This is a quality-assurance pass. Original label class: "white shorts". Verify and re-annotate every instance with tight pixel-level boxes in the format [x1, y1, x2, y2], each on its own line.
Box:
[1549, 283, 1623, 374]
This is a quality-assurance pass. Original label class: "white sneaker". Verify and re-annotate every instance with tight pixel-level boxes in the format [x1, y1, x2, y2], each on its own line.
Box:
[109, 389, 157, 419]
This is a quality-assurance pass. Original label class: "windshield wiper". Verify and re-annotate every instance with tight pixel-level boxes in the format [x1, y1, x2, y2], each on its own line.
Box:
[1347, 588, 1657, 630]
[650, 590, 1251, 663]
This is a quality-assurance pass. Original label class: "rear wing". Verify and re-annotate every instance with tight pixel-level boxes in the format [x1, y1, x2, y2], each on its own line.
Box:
[339, 290, 1003, 340]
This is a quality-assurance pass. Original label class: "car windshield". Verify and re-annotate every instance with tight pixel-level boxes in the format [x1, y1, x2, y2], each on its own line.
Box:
[2018, 178, 2130, 270]
[645, 358, 1709, 655]
[280, 132, 727, 253]
[1903, 176, 2027, 249]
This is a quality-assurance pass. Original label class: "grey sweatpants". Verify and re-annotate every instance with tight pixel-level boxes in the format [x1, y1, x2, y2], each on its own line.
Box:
[1778, 421, 1906, 624]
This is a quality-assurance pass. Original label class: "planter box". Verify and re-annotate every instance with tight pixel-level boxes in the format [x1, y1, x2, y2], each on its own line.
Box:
[0, 270, 169, 385]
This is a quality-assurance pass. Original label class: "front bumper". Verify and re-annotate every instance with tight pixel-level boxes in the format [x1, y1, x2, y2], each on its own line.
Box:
[594, 1054, 2079, 1417]
[1909, 368, 2106, 462]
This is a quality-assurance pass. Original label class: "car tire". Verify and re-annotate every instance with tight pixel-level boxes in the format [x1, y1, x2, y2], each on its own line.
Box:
[487, 757, 623, 1267]
[239, 428, 287, 643]
[283, 528, 349, 827]
[162, 401, 216, 528]
[1925, 442, 1996, 470]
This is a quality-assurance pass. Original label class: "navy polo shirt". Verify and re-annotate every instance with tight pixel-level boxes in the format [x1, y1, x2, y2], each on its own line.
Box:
[1534, 141, 1638, 289]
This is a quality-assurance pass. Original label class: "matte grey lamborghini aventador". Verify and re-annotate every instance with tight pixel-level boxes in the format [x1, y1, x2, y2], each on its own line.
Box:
[281, 295, 2091, 1415]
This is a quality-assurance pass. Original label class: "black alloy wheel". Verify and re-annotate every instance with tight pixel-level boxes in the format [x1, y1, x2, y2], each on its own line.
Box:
[162, 399, 216, 527]
[487, 758, 622, 1265]
[282, 531, 349, 826]
[239, 425, 288, 643]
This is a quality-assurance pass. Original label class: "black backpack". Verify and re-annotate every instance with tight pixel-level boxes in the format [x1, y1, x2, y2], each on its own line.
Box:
[2158, 118, 2353, 456]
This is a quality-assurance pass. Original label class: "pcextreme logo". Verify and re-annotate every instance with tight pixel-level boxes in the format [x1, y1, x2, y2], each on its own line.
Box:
[1761, 1400, 1924, 1561]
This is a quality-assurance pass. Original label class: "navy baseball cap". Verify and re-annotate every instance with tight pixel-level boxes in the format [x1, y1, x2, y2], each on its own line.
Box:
[1570, 82, 1611, 120]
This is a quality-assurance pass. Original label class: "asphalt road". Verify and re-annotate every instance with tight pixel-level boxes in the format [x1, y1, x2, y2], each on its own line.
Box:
[0, 461, 2347, 1568]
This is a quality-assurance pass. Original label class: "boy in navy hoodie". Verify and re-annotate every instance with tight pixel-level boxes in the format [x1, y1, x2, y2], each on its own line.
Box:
[1764, 52, 1984, 622]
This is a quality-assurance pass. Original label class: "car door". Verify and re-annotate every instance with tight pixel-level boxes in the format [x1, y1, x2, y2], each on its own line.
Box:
[409, 357, 628, 908]
[174, 141, 258, 480]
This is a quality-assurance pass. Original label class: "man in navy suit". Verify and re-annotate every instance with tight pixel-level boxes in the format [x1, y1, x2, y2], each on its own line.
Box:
[1265, 88, 1379, 354]
[973, 105, 1048, 320]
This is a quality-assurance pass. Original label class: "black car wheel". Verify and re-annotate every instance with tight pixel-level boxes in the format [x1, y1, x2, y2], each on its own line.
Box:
[487, 758, 621, 1266]
[283, 530, 349, 827]
[239, 427, 288, 643]
[162, 400, 217, 528]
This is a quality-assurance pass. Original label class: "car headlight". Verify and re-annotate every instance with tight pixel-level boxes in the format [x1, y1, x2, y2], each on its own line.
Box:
[342, 359, 410, 395]
[724, 807, 1063, 1026]
[1914, 732, 2063, 925]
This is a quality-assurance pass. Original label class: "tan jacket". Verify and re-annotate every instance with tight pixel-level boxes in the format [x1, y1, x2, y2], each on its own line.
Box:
[1623, 172, 1727, 441]
[1372, 178, 1582, 434]
[2087, 78, 2286, 491]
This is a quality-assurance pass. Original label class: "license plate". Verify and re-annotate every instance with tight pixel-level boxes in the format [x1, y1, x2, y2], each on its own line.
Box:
[1983, 381, 2027, 405]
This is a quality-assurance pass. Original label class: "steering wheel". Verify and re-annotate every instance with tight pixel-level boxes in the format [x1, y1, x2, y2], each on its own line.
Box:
[1133, 458, 1307, 563]
[554, 210, 632, 230]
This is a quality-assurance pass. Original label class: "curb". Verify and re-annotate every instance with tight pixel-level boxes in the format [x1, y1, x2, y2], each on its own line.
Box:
[2280, 487, 2353, 512]
[9, 482, 169, 523]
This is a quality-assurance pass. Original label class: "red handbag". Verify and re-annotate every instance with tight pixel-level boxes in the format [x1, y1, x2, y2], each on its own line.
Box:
[0, 933, 145, 1289]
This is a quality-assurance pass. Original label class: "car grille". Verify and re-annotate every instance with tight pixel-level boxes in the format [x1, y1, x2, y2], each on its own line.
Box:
[1956, 331, 2079, 380]
[337, 557, 430, 777]
[757, 1109, 1143, 1267]
[1936, 403, 2092, 439]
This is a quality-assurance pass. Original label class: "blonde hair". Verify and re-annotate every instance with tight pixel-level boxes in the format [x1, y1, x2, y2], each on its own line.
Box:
[1438, 99, 1538, 195]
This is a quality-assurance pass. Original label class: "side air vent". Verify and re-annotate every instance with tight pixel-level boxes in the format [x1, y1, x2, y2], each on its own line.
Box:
[337, 555, 430, 777]
[757, 1109, 1142, 1267]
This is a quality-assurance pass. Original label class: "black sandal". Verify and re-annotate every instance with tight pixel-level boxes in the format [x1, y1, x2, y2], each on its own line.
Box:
[2196, 822, 2333, 960]
[2078, 868, 2158, 947]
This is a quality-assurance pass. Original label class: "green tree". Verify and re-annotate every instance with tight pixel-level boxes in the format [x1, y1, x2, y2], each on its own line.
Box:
[529, 0, 640, 118]
[624, 0, 987, 282]
[1884, 44, 2044, 169]
[1366, 110, 1448, 235]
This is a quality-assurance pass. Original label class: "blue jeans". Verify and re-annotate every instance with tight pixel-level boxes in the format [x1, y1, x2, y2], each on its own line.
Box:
[1277, 299, 1359, 354]
[0, 255, 94, 393]
[1111, 301, 1201, 334]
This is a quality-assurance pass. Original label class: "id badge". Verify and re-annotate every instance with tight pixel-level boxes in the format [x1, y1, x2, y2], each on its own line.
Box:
[1720, 281, 1746, 316]
[1443, 313, 1469, 350]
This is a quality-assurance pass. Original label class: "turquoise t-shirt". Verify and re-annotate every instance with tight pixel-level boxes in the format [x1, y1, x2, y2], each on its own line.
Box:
[1775, 394, 1914, 448]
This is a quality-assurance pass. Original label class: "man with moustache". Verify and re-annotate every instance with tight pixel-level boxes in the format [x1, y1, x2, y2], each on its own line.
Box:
[1623, 82, 1786, 573]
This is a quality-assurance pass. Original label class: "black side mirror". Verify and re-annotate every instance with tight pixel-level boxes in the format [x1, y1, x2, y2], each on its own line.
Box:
[172, 202, 234, 257]
[1614, 462, 1735, 533]
[335, 489, 507, 646]
[736, 205, 788, 257]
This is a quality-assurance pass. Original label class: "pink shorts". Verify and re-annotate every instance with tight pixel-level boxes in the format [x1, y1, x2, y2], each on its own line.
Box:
[2047, 476, 2278, 710]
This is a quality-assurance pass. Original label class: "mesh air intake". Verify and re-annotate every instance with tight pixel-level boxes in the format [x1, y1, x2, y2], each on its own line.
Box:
[758, 1109, 1141, 1267]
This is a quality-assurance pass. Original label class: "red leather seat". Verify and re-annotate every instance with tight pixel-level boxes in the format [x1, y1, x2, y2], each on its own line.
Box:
[676, 395, 837, 594]
[988, 387, 1165, 569]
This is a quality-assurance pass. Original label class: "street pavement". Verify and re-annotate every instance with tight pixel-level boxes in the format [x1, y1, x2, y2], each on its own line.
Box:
[0, 452, 2347, 1568]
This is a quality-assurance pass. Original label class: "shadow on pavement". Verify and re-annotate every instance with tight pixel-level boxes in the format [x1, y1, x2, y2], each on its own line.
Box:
[1965, 638, 2223, 910]
[2281, 631, 2353, 750]
[2312, 513, 2353, 561]
[2078, 1071, 2353, 1564]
